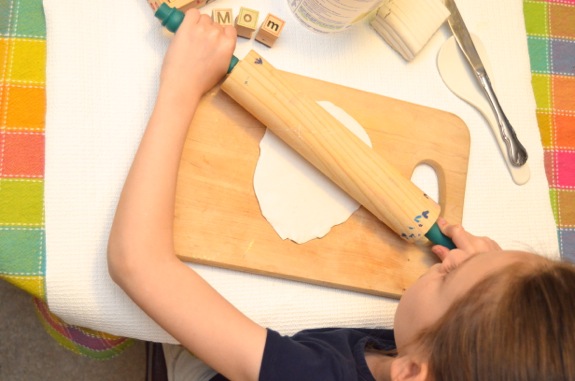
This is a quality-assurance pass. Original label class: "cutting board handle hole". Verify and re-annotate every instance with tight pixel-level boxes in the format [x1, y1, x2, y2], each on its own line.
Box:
[410, 163, 439, 203]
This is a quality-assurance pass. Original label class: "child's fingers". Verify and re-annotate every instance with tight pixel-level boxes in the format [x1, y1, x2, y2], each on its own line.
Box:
[431, 244, 450, 261]
[430, 218, 455, 260]
[429, 213, 503, 264]
[433, 217, 465, 249]
[436, 218, 479, 251]
[223, 24, 237, 38]
[436, 218, 464, 240]
[197, 12, 216, 28]
[185, 8, 201, 17]
[435, 217, 501, 255]
[183, 8, 201, 25]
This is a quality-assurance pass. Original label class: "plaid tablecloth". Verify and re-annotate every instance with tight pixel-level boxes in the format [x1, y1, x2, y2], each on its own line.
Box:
[0, 0, 131, 358]
[1, 0, 573, 358]
[524, 0, 575, 262]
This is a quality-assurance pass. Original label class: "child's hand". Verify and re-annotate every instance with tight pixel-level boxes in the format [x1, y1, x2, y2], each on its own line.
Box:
[431, 218, 501, 261]
[159, 9, 236, 104]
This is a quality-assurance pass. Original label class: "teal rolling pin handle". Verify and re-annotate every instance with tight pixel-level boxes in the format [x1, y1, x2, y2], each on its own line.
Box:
[154, 3, 239, 73]
[425, 222, 456, 250]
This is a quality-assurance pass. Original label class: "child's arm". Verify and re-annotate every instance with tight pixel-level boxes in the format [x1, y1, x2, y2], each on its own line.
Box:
[107, 10, 266, 381]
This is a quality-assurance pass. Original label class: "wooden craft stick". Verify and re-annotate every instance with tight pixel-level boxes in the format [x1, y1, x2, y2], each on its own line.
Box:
[221, 50, 443, 243]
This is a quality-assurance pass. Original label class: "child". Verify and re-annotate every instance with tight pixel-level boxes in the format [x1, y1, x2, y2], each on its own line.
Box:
[107, 9, 575, 381]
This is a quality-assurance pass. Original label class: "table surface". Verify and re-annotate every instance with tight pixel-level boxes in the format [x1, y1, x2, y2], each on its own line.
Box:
[1, 0, 573, 357]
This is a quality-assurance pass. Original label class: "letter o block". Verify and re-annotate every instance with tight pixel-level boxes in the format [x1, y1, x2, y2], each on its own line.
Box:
[235, 7, 259, 39]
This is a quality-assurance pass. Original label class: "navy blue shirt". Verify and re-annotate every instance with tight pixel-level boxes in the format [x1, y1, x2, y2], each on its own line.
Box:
[211, 327, 396, 381]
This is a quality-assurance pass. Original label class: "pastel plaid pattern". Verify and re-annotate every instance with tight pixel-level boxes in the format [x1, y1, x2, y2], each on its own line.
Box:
[525, 0, 575, 262]
[33, 298, 134, 359]
[0, 0, 131, 359]
[0, 0, 46, 300]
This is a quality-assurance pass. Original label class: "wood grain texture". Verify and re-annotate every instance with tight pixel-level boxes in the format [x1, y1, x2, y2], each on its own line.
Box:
[222, 51, 441, 243]
[173, 55, 470, 298]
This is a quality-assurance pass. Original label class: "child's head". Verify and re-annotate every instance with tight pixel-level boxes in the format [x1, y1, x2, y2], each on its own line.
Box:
[393, 250, 575, 380]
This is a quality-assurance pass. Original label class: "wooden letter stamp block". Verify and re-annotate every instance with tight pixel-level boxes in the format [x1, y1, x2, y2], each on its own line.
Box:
[255, 13, 286, 47]
[212, 8, 233, 26]
[235, 7, 259, 39]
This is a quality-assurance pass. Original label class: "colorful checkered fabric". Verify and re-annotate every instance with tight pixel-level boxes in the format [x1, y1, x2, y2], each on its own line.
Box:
[33, 298, 134, 359]
[1, 0, 131, 359]
[525, 0, 575, 262]
[0, 0, 46, 300]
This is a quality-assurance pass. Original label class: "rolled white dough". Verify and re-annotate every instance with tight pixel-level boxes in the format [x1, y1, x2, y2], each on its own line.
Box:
[253, 101, 372, 244]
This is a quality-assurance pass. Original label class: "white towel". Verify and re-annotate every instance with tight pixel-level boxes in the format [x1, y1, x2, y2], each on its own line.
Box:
[44, 0, 559, 343]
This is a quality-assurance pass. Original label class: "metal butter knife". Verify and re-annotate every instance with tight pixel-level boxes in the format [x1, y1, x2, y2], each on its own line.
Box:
[444, 0, 528, 167]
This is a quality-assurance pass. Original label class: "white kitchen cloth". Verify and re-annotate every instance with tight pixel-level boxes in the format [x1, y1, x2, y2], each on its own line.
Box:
[44, 0, 559, 343]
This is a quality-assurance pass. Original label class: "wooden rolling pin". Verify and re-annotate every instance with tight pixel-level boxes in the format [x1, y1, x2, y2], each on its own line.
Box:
[221, 51, 454, 247]
[155, 6, 454, 248]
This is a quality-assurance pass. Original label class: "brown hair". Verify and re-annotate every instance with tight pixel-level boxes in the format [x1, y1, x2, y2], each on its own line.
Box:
[418, 257, 575, 381]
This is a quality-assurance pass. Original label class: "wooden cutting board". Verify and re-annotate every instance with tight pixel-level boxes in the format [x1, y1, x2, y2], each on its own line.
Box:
[173, 70, 470, 299]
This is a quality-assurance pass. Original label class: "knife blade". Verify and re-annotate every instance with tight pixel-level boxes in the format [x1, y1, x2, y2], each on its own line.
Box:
[444, 0, 528, 167]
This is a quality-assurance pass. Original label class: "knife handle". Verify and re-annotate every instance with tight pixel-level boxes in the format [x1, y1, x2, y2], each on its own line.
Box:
[477, 73, 528, 167]
[154, 4, 239, 74]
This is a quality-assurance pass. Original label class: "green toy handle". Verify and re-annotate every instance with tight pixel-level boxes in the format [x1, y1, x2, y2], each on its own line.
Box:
[154, 3, 239, 73]
[425, 222, 456, 249]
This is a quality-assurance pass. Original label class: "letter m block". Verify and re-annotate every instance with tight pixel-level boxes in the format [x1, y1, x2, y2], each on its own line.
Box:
[255, 13, 285, 47]
[212, 8, 233, 26]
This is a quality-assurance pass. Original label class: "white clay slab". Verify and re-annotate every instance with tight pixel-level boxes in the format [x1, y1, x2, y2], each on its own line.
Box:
[437, 35, 530, 185]
[254, 101, 373, 244]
